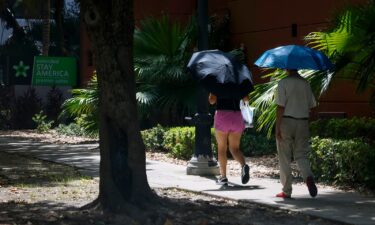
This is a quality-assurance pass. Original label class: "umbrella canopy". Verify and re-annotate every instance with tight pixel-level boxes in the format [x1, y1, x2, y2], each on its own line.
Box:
[254, 45, 333, 70]
[187, 49, 254, 99]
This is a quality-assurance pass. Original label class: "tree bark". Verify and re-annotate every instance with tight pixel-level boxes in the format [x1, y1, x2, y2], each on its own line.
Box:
[42, 0, 50, 56]
[54, 0, 68, 56]
[80, 0, 155, 213]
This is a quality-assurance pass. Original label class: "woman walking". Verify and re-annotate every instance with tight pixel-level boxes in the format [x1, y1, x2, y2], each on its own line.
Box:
[209, 93, 250, 185]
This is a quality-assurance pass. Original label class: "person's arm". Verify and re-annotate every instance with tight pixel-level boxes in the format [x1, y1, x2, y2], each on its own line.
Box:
[276, 105, 285, 141]
[242, 95, 249, 103]
[208, 93, 217, 105]
[275, 80, 285, 141]
[308, 84, 318, 118]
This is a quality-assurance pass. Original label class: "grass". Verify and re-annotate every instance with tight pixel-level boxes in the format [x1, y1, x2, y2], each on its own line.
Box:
[0, 151, 91, 188]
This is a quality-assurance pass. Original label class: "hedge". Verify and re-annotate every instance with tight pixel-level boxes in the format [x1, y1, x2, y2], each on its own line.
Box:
[310, 137, 375, 189]
[310, 117, 375, 142]
[141, 122, 375, 189]
[141, 125, 275, 159]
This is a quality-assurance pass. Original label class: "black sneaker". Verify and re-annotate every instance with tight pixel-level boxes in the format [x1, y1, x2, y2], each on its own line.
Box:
[306, 176, 318, 197]
[241, 164, 250, 184]
[216, 176, 228, 185]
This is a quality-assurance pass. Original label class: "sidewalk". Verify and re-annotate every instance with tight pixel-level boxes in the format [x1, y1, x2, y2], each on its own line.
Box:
[0, 137, 374, 225]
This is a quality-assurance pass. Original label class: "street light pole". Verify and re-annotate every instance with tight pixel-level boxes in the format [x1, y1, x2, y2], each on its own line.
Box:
[186, 0, 219, 175]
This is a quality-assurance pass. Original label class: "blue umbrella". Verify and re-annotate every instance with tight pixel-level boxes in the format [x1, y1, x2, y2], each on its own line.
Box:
[254, 45, 333, 71]
[187, 49, 254, 99]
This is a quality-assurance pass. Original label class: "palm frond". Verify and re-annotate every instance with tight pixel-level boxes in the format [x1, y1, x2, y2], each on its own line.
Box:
[134, 15, 198, 123]
[250, 69, 334, 137]
[60, 73, 99, 134]
[299, 70, 335, 97]
[249, 70, 286, 137]
[136, 83, 159, 109]
[134, 15, 186, 57]
[305, 2, 375, 97]
[136, 90, 158, 118]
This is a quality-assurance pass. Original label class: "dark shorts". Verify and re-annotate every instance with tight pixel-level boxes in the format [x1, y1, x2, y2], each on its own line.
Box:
[214, 110, 245, 133]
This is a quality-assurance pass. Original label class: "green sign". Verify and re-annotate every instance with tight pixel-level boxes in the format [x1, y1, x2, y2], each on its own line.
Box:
[32, 56, 77, 86]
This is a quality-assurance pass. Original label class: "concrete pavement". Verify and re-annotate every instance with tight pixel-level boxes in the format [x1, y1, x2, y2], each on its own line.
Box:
[0, 136, 374, 225]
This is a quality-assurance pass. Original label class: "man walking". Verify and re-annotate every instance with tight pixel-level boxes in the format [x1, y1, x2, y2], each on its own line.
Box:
[275, 69, 318, 198]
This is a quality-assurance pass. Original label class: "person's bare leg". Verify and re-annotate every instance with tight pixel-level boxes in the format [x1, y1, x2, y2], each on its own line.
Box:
[229, 131, 250, 184]
[216, 130, 229, 177]
[228, 132, 245, 166]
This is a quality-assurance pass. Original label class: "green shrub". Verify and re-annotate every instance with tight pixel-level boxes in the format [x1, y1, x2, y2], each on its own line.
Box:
[310, 137, 375, 189]
[44, 87, 64, 126]
[310, 117, 375, 142]
[210, 128, 218, 154]
[32, 111, 53, 133]
[240, 129, 276, 156]
[163, 127, 195, 160]
[141, 124, 167, 152]
[11, 87, 42, 129]
[55, 123, 89, 137]
[143, 125, 275, 159]
[60, 74, 99, 134]
[75, 114, 99, 136]
[0, 86, 13, 129]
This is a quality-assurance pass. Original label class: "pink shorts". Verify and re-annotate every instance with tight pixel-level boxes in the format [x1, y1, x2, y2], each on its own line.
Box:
[214, 110, 245, 133]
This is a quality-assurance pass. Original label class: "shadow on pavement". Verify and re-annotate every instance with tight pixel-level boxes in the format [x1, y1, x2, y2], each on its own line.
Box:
[204, 183, 264, 192]
[0, 137, 100, 178]
[1, 136, 375, 225]
[270, 191, 375, 225]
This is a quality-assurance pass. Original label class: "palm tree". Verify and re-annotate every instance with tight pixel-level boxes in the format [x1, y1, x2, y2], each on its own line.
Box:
[134, 15, 197, 125]
[61, 16, 198, 133]
[60, 73, 99, 134]
[250, 69, 333, 137]
[249, 70, 284, 137]
[305, 0, 375, 101]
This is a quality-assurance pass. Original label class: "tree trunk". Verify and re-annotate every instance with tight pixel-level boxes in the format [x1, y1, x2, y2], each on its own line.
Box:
[42, 0, 50, 56]
[80, 0, 155, 213]
[54, 0, 68, 56]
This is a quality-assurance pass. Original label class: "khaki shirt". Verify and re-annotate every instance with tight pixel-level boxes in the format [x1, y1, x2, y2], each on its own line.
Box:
[275, 75, 316, 118]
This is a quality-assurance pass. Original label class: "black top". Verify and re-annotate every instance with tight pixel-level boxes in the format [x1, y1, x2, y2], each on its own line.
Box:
[216, 98, 240, 111]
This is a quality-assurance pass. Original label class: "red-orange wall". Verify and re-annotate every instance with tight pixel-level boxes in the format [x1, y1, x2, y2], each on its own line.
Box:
[134, 0, 195, 22]
[81, 0, 375, 118]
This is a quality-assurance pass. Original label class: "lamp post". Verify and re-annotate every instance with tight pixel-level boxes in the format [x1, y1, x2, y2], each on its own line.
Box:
[186, 0, 219, 175]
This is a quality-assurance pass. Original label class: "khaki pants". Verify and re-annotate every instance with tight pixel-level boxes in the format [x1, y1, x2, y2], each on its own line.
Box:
[276, 117, 313, 195]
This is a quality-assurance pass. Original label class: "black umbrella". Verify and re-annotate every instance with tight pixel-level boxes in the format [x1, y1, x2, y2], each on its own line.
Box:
[187, 49, 254, 99]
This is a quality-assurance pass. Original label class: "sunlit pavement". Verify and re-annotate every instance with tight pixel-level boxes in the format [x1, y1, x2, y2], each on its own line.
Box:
[0, 137, 374, 225]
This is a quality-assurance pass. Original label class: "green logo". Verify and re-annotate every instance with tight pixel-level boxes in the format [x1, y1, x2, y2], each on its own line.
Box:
[13, 61, 30, 77]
